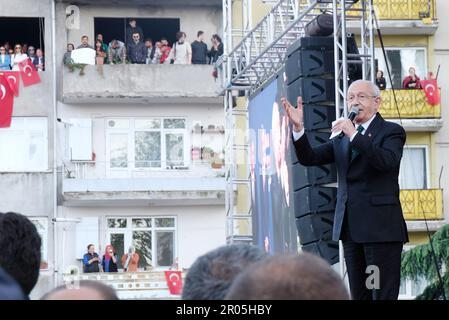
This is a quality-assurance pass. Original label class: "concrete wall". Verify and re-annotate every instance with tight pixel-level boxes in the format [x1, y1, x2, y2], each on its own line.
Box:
[62, 65, 220, 101]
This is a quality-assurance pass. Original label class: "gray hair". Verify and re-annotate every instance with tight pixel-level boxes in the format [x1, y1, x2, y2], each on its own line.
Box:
[348, 79, 381, 97]
[182, 244, 267, 300]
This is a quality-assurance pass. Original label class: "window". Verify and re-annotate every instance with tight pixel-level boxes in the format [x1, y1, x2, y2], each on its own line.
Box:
[0, 17, 45, 53]
[399, 146, 428, 189]
[30, 218, 48, 270]
[0, 117, 48, 171]
[94, 18, 180, 47]
[106, 217, 176, 270]
[375, 47, 427, 89]
[106, 118, 188, 170]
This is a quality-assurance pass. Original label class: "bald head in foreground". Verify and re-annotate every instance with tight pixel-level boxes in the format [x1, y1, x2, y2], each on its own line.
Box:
[42, 280, 119, 300]
[225, 252, 350, 300]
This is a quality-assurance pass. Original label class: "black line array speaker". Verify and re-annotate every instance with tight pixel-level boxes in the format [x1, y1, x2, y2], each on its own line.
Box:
[287, 35, 339, 264]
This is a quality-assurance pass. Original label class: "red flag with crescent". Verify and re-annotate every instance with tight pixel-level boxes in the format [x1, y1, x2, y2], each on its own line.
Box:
[19, 58, 41, 87]
[0, 74, 14, 128]
[0, 71, 20, 97]
[164, 270, 183, 295]
[421, 79, 440, 106]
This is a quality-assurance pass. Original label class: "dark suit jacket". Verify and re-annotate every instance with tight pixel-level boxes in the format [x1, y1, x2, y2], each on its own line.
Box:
[293, 113, 408, 243]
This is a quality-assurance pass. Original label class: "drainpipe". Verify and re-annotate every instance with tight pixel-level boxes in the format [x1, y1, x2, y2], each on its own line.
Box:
[51, 0, 58, 288]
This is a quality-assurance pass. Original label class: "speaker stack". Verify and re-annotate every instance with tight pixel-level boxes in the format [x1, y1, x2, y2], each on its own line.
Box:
[286, 35, 339, 264]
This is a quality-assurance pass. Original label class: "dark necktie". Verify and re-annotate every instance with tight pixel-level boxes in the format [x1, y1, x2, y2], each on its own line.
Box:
[351, 126, 365, 161]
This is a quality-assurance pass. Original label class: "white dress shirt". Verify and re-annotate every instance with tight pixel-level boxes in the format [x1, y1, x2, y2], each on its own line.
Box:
[292, 113, 377, 142]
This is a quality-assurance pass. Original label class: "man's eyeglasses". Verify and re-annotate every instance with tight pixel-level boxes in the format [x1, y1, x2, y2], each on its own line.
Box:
[347, 94, 377, 102]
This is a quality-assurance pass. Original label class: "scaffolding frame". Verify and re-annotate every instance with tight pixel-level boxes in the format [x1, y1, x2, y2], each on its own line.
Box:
[221, 0, 377, 249]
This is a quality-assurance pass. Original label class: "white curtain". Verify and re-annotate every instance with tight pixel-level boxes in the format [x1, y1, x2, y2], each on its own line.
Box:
[399, 148, 426, 189]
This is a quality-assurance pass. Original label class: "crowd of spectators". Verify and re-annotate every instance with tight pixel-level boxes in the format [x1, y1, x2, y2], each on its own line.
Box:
[0, 42, 45, 71]
[63, 19, 224, 67]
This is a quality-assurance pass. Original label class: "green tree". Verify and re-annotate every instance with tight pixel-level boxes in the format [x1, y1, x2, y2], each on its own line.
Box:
[401, 224, 449, 299]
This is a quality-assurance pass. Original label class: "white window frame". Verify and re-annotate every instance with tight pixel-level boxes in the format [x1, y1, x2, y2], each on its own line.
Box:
[29, 217, 49, 271]
[374, 46, 427, 89]
[399, 145, 430, 190]
[0, 117, 48, 172]
[399, 245, 430, 300]
[105, 216, 177, 270]
[105, 117, 190, 173]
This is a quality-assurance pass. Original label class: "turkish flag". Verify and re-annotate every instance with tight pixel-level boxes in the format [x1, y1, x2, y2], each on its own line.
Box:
[421, 79, 440, 106]
[164, 270, 183, 295]
[0, 71, 20, 97]
[19, 58, 41, 87]
[0, 75, 14, 128]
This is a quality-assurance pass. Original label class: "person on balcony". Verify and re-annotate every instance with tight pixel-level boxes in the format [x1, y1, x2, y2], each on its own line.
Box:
[83, 244, 101, 273]
[77, 35, 94, 49]
[127, 32, 147, 64]
[108, 40, 126, 64]
[167, 31, 192, 65]
[96, 34, 109, 53]
[63, 43, 75, 65]
[126, 18, 144, 47]
[402, 67, 421, 89]
[375, 70, 386, 90]
[102, 245, 118, 273]
[27, 46, 38, 66]
[191, 30, 209, 65]
[0, 46, 11, 70]
[208, 34, 224, 65]
[10, 44, 28, 71]
[159, 38, 171, 64]
[121, 246, 139, 272]
[36, 49, 45, 71]
[145, 38, 161, 64]
[95, 40, 107, 65]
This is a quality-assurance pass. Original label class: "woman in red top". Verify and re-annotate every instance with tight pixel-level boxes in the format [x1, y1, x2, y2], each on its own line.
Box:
[402, 67, 421, 89]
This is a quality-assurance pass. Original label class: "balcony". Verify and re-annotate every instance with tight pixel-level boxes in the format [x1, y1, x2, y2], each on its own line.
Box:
[61, 161, 225, 206]
[401, 189, 445, 232]
[62, 64, 221, 104]
[62, 271, 182, 300]
[347, 0, 438, 35]
[65, 0, 221, 7]
[379, 89, 443, 132]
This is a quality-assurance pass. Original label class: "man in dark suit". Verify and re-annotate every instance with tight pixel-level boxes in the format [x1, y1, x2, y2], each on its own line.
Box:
[282, 80, 408, 300]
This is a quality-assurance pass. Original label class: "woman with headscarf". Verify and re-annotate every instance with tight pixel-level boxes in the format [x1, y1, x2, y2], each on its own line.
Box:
[101, 245, 118, 273]
[121, 245, 140, 272]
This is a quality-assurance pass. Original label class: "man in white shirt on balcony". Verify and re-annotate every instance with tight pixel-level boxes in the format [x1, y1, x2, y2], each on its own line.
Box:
[167, 31, 192, 65]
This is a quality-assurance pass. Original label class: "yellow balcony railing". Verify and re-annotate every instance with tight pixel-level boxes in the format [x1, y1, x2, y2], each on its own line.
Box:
[400, 189, 443, 220]
[348, 0, 436, 20]
[379, 89, 441, 119]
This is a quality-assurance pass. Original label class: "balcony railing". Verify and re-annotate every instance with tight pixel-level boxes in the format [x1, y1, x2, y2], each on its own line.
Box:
[380, 89, 441, 119]
[348, 0, 436, 20]
[63, 160, 224, 180]
[401, 189, 443, 220]
[62, 271, 182, 299]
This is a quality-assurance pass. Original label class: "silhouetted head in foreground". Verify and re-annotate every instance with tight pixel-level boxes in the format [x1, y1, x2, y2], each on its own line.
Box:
[182, 244, 267, 300]
[225, 252, 350, 300]
[42, 280, 119, 300]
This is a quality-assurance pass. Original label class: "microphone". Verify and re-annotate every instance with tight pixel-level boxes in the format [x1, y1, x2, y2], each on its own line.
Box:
[337, 106, 360, 138]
